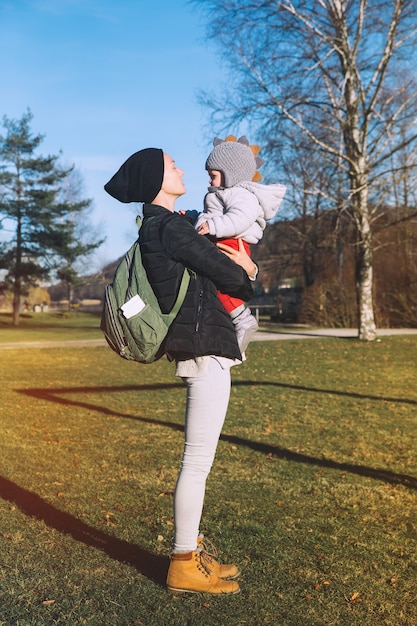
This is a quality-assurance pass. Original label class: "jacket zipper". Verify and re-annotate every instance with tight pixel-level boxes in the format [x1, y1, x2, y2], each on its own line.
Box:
[195, 289, 203, 332]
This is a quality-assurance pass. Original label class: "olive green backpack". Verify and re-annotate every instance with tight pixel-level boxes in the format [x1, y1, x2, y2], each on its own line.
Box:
[100, 217, 190, 364]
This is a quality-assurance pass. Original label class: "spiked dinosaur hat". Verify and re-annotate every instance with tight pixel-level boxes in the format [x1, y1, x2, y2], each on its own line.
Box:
[205, 135, 265, 188]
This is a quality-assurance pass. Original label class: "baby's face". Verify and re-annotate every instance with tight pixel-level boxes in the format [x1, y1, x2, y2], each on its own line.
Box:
[208, 169, 223, 187]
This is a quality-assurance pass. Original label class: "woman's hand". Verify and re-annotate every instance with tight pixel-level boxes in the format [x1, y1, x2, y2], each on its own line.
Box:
[216, 238, 258, 280]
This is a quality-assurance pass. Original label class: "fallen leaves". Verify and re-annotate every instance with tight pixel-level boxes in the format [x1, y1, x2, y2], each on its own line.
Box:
[306, 582, 363, 607]
[315, 580, 330, 590]
[101, 510, 117, 527]
[306, 580, 331, 600]
[346, 591, 362, 605]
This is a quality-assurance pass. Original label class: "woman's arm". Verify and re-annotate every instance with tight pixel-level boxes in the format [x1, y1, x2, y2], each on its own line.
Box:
[161, 214, 254, 300]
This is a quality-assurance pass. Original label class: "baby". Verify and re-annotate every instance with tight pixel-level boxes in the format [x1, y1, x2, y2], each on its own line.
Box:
[196, 135, 286, 354]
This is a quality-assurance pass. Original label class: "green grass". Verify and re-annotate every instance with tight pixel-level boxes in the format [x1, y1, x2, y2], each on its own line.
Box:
[0, 322, 416, 625]
[0, 311, 102, 342]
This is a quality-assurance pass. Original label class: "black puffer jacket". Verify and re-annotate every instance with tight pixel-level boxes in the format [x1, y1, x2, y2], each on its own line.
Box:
[139, 203, 254, 361]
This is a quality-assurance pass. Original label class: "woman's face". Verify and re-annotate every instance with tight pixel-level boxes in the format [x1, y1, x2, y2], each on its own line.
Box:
[161, 153, 186, 197]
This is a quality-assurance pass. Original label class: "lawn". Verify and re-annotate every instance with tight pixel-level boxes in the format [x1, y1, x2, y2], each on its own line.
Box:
[0, 319, 416, 625]
[0, 311, 102, 343]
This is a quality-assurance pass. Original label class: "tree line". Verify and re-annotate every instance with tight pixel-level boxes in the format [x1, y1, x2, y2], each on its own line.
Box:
[252, 203, 417, 328]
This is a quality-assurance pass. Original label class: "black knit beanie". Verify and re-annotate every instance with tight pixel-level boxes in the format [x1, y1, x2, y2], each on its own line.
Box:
[104, 148, 164, 203]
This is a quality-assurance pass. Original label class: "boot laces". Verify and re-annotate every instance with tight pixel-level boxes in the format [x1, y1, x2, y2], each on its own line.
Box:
[198, 537, 219, 568]
[195, 549, 212, 577]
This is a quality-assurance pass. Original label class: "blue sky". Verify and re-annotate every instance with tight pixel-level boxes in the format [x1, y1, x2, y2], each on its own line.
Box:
[0, 0, 228, 269]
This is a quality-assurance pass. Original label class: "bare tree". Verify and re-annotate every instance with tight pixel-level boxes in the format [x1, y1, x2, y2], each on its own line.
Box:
[267, 130, 344, 289]
[194, 0, 417, 339]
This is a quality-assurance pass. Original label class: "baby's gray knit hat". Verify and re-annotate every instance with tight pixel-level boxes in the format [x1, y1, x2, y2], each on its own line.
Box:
[205, 135, 264, 188]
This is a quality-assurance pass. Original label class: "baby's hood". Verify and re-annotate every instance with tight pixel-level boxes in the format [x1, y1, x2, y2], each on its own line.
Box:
[237, 181, 286, 220]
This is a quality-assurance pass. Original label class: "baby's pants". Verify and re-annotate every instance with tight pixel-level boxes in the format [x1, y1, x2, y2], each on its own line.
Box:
[173, 357, 231, 552]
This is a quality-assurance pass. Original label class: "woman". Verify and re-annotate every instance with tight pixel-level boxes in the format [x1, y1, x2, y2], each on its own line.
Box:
[105, 148, 257, 595]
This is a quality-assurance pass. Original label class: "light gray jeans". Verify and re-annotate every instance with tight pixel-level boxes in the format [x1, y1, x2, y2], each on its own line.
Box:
[173, 356, 231, 552]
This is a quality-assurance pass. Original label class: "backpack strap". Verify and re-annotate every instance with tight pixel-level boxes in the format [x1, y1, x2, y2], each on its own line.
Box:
[169, 268, 190, 319]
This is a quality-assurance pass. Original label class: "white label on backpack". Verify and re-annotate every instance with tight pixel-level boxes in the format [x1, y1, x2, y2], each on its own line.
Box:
[121, 294, 146, 319]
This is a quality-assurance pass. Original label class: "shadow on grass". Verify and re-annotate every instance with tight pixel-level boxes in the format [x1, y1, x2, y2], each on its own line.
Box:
[16, 382, 417, 491]
[0, 475, 168, 587]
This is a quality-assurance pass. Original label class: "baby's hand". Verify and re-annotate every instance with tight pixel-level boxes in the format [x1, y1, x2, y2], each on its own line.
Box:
[197, 221, 210, 235]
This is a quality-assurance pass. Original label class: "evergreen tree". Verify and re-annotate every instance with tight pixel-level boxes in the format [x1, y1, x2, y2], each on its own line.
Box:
[0, 110, 103, 325]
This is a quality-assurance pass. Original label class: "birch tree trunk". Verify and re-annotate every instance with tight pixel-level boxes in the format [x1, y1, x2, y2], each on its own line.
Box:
[354, 189, 377, 341]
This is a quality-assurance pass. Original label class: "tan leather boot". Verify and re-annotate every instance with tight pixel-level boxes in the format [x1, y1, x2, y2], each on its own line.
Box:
[166, 551, 240, 594]
[197, 534, 240, 580]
